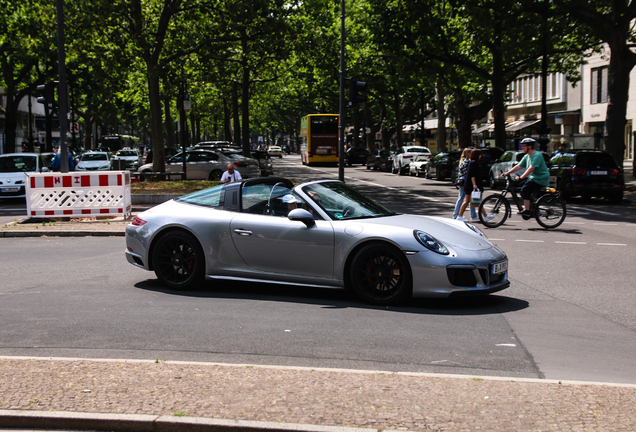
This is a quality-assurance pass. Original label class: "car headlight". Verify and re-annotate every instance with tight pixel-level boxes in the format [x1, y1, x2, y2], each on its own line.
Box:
[464, 222, 485, 237]
[100, 164, 110, 170]
[413, 230, 449, 255]
[77, 165, 85, 170]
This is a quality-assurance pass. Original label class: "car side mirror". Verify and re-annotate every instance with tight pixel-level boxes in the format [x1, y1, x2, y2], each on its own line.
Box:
[41, 167, 50, 172]
[288, 208, 315, 227]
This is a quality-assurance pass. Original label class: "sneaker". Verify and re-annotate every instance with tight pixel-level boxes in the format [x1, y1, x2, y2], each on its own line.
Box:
[517, 209, 532, 217]
[484, 214, 495, 222]
[456, 216, 466, 221]
[470, 217, 480, 222]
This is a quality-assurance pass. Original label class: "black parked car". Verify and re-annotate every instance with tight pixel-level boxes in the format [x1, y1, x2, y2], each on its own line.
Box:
[366, 149, 392, 172]
[426, 151, 462, 181]
[549, 150, 624, 203]
[346, 146, 371, 166]
[251, 150, 274, 177]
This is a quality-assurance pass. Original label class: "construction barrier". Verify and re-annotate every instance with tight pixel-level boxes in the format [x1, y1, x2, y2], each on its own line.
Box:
[26, 171, 132, 218]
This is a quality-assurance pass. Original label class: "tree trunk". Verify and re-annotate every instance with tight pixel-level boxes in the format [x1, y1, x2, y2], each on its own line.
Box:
[605, 41, 636, 168]
[233, 81, 241, 146]
[455, 90, 492, 149]
[147, 69, 165, 172]
[164, 96, 175, 148]
[436, 81, 447, 152]
[394, 91, 404, 148]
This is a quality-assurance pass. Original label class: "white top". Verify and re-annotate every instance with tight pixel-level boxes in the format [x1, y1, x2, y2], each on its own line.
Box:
[220, 170, 242, 182]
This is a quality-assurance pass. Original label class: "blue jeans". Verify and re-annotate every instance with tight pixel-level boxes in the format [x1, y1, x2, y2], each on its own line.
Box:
[453, 187, 477, 219]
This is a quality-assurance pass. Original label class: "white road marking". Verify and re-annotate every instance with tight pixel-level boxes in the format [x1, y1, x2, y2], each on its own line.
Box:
[597, 243, 627, 246]
[515, 239, 545, 243]
[593, 223, 618, 226]
[555, 241, 587, 245]
[567, 205, 619, 216]
[495, 344, 517, 347]
[564, 221, 585, 225]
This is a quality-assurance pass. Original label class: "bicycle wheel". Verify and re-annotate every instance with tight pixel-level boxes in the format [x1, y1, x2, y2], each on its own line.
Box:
[479, 195, 510, 228]
[534, 194, 566, 229]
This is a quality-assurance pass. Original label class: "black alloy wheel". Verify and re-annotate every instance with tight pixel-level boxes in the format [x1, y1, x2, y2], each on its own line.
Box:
[209, 170, 223, 181]
[152, 231, 205, 290]
[349, 243, 412, 305]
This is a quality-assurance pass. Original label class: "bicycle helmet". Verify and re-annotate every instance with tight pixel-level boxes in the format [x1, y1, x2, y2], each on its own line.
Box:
[520, 138, 537, 148]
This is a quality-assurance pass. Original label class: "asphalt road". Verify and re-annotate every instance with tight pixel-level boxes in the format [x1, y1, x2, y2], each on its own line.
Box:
[1, 155, 635, 386]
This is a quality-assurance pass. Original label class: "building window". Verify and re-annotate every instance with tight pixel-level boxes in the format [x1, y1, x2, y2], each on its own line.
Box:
[591, 66, 608, 104]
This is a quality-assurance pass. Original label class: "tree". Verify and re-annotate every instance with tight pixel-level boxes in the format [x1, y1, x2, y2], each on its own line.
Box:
[554, 0, 636, 168]
[0, 0, 57, 153]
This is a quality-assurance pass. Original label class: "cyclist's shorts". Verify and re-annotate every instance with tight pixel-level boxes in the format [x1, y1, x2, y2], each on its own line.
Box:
[521, 179, 543, 200]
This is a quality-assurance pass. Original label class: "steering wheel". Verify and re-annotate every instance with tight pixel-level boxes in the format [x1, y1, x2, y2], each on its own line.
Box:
[342, 206, 355, 218]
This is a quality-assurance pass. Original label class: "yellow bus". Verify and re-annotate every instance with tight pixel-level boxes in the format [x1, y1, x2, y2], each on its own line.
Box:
[300, 114, 339, 166]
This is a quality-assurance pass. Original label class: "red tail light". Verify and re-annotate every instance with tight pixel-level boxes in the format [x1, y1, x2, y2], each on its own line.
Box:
[403, 155, 413, 159]
[131, 216, 147, 226]
[611, 169, 621, 175]
[234, 161, 247, 167]
[571, 168, 587, 175]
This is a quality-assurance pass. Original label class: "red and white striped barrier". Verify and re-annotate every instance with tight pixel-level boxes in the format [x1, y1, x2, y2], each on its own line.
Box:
[26, 171, 132, 218]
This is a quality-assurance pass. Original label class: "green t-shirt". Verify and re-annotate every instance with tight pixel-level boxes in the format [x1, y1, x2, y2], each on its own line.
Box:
[519, 151, 550, 186]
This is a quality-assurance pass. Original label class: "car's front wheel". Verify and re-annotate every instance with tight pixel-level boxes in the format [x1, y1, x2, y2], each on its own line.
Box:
[152, 231, 205, 290]
[349, 243, 412, 305]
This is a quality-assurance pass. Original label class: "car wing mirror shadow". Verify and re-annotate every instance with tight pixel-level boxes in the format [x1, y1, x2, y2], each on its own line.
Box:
[288, 208, 315, 227]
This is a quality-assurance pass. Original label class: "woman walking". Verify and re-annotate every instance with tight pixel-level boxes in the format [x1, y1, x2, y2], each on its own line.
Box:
[457, 148, 494, 222]
[453, 148, 478, 220]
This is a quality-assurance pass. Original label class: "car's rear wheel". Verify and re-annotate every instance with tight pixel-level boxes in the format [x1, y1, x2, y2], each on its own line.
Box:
[152, 231, 205, 290]
[209, 170, 223, 181]
[489, 173, 497, 189]
[608, 190, 623, 204]
[349, 243, 411, 305]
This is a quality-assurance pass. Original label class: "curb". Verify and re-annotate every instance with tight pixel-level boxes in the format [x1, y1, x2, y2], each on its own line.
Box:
[0, 410, 395, 432]
[0, 230, 125, 238]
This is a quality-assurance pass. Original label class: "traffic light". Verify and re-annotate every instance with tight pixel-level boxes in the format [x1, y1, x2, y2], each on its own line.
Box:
[36, 81, 56, 107]
[348, 79, 367, 107]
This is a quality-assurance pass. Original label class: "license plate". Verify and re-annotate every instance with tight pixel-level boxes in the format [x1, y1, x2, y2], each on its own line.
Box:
[0, 187, 19, 193]
[491, 260, 508, 275]
[590, 171, 607, 175]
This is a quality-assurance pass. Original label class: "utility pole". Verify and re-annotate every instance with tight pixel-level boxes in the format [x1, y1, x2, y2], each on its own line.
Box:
[338, 0, 346, 182]
[56, 0, 70, 172]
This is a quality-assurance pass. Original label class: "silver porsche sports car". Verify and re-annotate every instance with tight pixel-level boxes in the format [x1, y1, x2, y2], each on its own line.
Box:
[125, 177, 509, 305]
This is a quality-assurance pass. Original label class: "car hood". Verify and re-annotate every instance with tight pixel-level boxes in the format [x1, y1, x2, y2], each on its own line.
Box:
[356, 214, 495, 251]
[78, 160, 109, 168]
[0, 172, 27, 184]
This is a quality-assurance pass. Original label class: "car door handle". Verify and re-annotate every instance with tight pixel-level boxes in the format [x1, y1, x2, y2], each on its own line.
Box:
[233, 228, 253, 236]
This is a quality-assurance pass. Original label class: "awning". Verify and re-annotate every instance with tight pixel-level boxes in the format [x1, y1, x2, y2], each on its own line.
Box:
[505, 119, 540, 132]
[472, 123, 494, 134]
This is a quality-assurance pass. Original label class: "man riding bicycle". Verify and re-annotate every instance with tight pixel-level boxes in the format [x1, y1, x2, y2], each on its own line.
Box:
[502, 138, 550, 218]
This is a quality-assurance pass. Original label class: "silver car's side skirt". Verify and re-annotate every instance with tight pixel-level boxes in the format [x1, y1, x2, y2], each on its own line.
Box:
[206, 275, 344, 290]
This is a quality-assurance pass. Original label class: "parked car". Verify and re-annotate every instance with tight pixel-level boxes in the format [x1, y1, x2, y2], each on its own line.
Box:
[251, 150, 274, 177]
[268, 146, 283, 158]
[112, 148, 141, 171]
[0, 153, 50, 199]
[477, 147, 505, 182]
[392, 146, 433, 175]
[366, 149, 392, 172]
[345, 146, 370, 166]
[548, 150, 624, 203]
[488, 150, 550, 189]
[125, 177, 509, 305]
[408, 154, 431, 177]
[137, 149, 259, 181]
[426, 151, 462, 181]
[76, 151, 112, 171]
[142, 147, 180, 165]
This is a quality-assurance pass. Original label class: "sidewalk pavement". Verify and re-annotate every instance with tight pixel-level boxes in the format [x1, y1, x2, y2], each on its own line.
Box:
[1, 357, 636, 432]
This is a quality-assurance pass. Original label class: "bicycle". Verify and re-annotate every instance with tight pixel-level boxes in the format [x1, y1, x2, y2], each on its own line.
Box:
[478, 174, 567, 229]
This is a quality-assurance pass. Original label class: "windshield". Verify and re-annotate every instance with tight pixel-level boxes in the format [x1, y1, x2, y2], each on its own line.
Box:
[82, 153, 108, 161]
[0, 155, 38, 172]
[117, 150, 138, 157]
[301, 181, 395, 220]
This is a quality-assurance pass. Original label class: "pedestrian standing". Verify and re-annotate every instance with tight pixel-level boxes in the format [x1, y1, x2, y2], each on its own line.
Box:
[453, 148, 478, 221]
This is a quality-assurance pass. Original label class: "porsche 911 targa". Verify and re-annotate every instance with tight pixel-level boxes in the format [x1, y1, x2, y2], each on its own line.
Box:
[125, 177, 509, 305]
